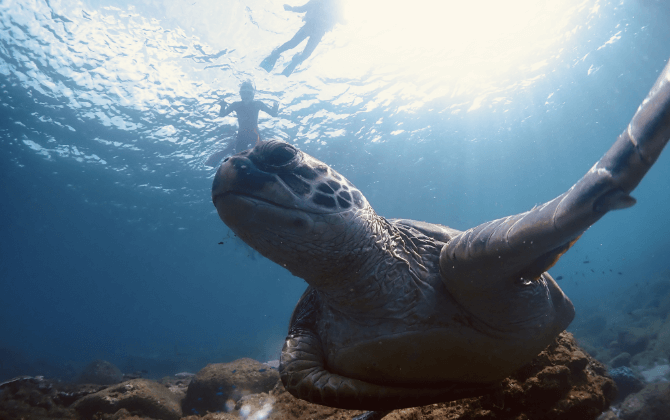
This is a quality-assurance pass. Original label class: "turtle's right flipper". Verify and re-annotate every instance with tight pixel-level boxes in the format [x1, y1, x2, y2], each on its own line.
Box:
[440, 57, 670, 285]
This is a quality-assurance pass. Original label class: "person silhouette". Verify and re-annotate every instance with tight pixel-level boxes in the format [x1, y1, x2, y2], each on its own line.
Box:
[205, 81, 279, 167]
[260, 0, 345, 76]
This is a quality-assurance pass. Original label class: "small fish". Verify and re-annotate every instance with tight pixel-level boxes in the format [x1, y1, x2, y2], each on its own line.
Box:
[218, 241, 224, 245]
[583, 261, 590, 264]
[556, 276, 563, 280]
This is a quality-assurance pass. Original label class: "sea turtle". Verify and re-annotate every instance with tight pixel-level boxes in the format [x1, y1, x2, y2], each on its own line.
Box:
[212, 59, 670, 420]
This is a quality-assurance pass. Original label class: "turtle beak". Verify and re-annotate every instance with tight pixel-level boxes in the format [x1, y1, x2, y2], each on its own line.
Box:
[211, 156, 238, 207]
[211, 152, 275, 208]
[211, 153, 278, 235]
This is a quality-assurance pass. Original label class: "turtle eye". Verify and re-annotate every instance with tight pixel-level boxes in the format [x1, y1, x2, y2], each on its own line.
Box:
[251, 140, 301, 171]
[266, 143, 296, 166]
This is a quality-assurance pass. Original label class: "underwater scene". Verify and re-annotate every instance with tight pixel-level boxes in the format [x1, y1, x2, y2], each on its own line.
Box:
[1, 0, 670, 419]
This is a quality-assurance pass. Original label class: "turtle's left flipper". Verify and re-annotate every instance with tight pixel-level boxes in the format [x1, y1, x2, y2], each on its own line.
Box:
[441, 58, 670, 284]
[281, 288, 499, 410]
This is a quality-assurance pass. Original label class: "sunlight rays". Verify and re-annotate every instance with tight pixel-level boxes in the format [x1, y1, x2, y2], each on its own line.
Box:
[316, 0, 597, 106]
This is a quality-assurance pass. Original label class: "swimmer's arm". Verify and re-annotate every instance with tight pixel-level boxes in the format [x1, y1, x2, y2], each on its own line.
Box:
[258, 100, 279, 118]
[219, 100, 236, 118]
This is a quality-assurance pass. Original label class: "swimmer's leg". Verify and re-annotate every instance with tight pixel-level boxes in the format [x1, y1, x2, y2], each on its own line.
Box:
[205, 148, 232, 167]
[261, 26, 309, 71]
[205, 130, 251, 167]
[281, 30, 325, 76]
[236, 129, 261, 152]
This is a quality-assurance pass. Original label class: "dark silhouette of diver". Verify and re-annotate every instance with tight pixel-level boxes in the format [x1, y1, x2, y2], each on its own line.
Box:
[205, 81, 279, 167]
[260, 0, 345, 76]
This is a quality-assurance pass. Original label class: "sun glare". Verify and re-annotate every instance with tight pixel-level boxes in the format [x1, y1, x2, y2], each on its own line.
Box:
[320, 0, 594, 106]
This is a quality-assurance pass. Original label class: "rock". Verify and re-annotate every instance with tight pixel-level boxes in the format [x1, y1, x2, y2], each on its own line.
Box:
[266, 331, 616, 420]
[629, 351, 661, 369]
[655, 313, 670, 359]
[0, 376, 83, 419]
[72, 378, 182, 420]
[619, 382, 670, 420]
[54, 382, 108, 406]
[158, 373, 194, 401]
[78, 360, 123, 385]
[181, 412, 237, 420]
[617, 328, 651, 356]
[182, 357, 280, 415]
[597, 410, 621, 420]
[267, 381, 365, 420]
[608, 367, 644, 401]
[610, 352, 632, 368]
[638, 363, 670, 383]
[0, 334, 616, 420]
[234, 392, 275, 419]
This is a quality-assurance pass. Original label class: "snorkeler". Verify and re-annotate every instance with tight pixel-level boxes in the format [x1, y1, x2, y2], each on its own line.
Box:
[205, 81, 279, 167]
[260, 0, 345, 76]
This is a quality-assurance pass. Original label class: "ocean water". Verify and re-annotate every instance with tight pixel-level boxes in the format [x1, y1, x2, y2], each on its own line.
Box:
[1, 0, 669, 381]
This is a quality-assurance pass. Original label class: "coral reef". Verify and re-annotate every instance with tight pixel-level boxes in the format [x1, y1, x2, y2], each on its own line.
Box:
[78, 360, 124, 385]
[182, 358, 280, 415]
[618, 382, 670, 420]
[571, 273, 670, 419]
[0, 332, 616, 420]
[607, 367, 644, 401]
[72, 378, 182, 420]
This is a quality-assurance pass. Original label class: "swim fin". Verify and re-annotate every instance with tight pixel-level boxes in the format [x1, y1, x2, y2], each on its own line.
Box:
[281, 60, 298, 76]
[260, 53, 279, 72]
[205, 149, 230, 167]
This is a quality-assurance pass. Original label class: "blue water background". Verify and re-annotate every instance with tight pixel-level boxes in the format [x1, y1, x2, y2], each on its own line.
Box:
[1, 0, 669, 379]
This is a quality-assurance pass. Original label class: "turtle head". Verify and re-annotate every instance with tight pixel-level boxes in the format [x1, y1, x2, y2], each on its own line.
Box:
[212, 140, 373, 283]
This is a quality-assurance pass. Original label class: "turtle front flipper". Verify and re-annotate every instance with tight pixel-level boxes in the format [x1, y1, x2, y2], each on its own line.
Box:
[280, 288, 499, 411]
[440, 58, 670, 302]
